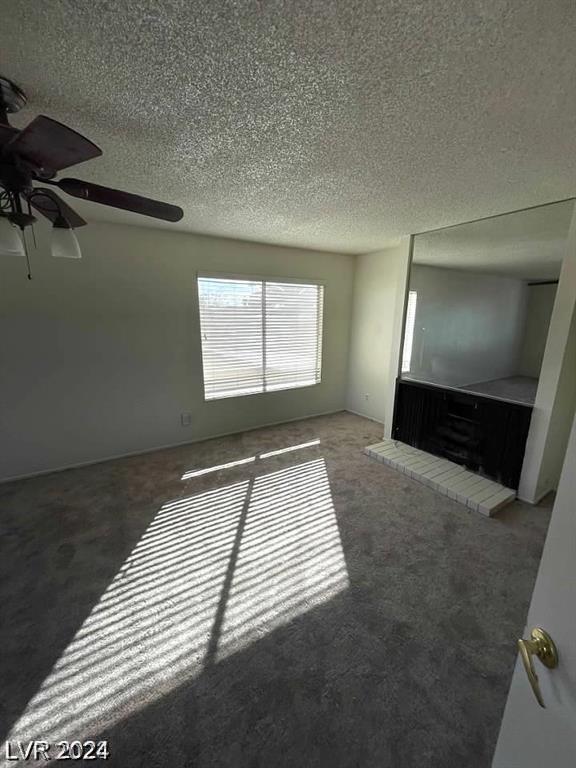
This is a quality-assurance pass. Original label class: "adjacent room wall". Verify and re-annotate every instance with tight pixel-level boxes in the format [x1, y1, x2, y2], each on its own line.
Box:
[518, 283, 557, 378]
[346, 239, 411, 434]
[0, 221, 355, 481]
[405, 265, 527, 388]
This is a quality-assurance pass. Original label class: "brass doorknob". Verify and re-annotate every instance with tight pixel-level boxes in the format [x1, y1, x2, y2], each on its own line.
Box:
[518, 627, 558, 708]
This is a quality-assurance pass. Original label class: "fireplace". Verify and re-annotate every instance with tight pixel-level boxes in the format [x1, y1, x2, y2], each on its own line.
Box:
[392, 379, 533, 489]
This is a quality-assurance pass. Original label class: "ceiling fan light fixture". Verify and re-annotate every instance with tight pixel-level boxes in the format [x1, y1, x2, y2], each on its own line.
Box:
[51, 215, 82, 259]
[0, 215, 25, 256]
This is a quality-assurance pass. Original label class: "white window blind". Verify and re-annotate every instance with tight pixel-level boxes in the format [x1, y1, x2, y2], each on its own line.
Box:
[401, 290, 418, 373]
[198, 276, 324, 400]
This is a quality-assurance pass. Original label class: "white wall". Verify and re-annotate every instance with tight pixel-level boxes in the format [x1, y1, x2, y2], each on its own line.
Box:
[518, 283, 557, 378]
[0, 222, 355, 481]
[519, 206, 576, 502]
[346, 240, 411, 433]
[538, 307, 576, 490]
[406, 265, 527, 387]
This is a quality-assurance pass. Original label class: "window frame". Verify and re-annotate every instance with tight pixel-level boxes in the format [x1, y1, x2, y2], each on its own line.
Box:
[196, 272, 325, 401]
[401, 289, 418, 374]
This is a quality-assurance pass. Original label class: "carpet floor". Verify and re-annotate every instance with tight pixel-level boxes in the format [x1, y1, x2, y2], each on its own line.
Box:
[0, 412, 551, 768]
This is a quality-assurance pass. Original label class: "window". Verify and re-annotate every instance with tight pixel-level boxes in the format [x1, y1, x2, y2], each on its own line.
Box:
[401, 290, 417, 373]
[198, 276, 324, 400]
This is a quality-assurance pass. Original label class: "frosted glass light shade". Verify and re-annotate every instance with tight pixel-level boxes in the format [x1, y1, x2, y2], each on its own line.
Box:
[52, 226, 82, 259]
[0, 217, 25, 256]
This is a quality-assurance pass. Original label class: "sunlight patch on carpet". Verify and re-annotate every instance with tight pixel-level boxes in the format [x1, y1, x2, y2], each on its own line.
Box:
[3, 456, 347, 753]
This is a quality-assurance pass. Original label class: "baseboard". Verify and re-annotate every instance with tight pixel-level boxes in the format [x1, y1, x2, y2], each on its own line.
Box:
[517, 484, 554, 505]
[345, 408, 384, 426]
[0, 408, 345, 484]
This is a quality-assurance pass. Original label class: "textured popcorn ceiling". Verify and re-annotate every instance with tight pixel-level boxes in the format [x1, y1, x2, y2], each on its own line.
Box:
[413, 199, 574, 280]
[1, 0, 575, 254]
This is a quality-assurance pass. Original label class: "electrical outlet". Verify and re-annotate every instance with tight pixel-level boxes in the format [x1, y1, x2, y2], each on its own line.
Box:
[364, 393, 370, 401]
[181, 412, 192, 427]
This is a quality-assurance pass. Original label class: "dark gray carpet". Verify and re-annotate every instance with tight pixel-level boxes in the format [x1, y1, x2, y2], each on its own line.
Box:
[0, 412, 551, 768]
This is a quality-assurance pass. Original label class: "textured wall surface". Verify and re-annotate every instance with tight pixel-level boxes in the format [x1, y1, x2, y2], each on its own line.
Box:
[0, 222, 354, 480]
[346, 241, 410, 429]
[1, 1, 575, 252]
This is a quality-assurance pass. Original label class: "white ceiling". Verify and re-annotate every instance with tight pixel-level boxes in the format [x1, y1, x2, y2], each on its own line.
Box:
[1, 1, 576, 254]
[413, 200, 574, 280]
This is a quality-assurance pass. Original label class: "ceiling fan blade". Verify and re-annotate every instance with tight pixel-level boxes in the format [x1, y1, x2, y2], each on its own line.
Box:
[7, 115, 101, 173]
[55, 177, 184, 222]
[28, 188, 87, 228]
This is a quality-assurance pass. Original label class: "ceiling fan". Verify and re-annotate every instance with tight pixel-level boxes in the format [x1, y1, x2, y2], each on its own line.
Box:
[0, 76, 184, 277]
